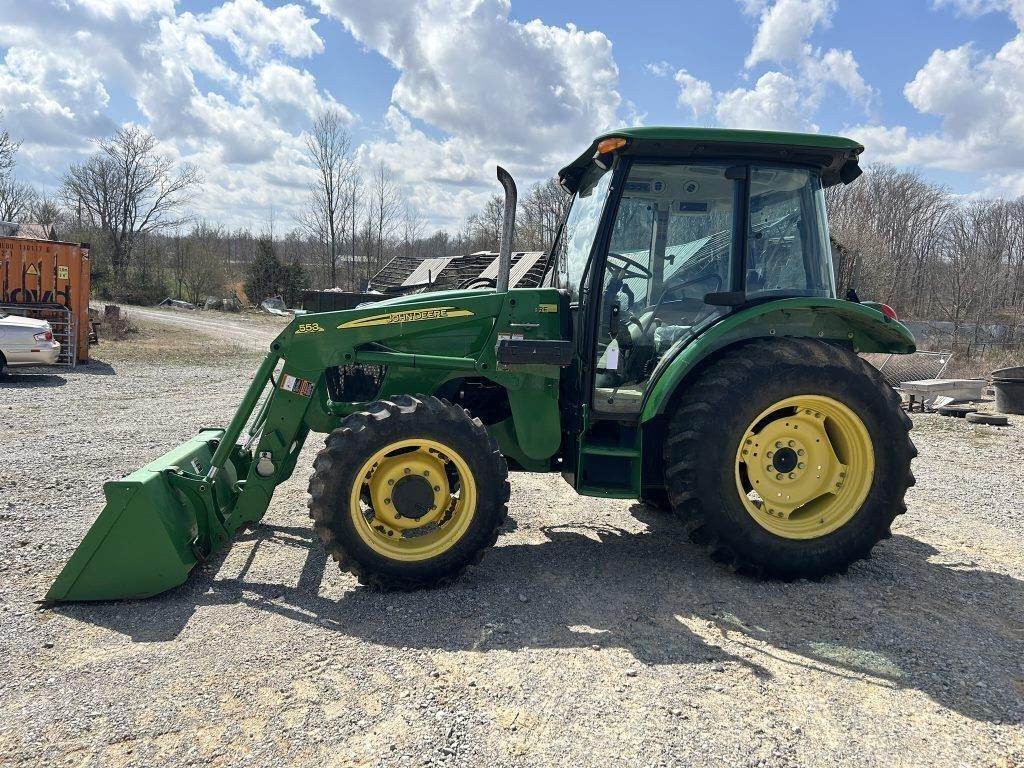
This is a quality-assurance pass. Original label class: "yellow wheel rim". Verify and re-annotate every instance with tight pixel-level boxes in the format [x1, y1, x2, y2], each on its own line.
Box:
[734, 395, 874, 540]
[349, 438, 477, 561]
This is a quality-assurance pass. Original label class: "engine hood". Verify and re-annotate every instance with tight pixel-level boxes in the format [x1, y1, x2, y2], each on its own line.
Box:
[357, 288, 498, 310]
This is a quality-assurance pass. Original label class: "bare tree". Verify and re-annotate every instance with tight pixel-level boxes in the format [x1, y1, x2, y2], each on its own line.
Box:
[0, 110, 18, 178]
[30, 195, 64, 232]
[464, 195, 504, 251]
[60, 126, 202, 292]
[402, 202, 426, 258]
[346, 169, 363, 289]
[371, 161, 402, 271]
[178, 222, 227, 306]
[0, 175, 36, 221]
[519, 177, 570, 251]
[300, 109, 353, 288]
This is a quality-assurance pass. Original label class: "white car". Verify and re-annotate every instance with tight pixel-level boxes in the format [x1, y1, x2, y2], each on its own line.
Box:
[0, 310, 61, 376]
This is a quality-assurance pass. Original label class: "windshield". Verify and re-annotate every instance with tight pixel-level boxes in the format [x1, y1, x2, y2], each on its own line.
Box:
[554, 163, 612, 302]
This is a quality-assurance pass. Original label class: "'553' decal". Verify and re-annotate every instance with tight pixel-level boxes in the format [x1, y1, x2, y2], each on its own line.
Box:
[295, 322, 325, 334]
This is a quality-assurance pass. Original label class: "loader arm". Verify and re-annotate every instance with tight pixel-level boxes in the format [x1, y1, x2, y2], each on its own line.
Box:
[46, 288, 568, 602]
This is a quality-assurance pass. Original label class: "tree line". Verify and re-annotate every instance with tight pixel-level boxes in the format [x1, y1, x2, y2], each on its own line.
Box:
[826, 165, 1024, 355]
[3, 108, 1023, 363]
[0, 108, 569, 306]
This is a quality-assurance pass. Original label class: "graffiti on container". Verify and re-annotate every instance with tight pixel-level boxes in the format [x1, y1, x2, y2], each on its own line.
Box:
[1, 252, 74, 311]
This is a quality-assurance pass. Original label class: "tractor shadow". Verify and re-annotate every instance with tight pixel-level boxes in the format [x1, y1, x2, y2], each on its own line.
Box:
[56, 510, 1024, 725]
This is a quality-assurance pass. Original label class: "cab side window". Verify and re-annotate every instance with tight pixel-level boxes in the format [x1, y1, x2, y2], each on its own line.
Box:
[747, 167, 834, 298]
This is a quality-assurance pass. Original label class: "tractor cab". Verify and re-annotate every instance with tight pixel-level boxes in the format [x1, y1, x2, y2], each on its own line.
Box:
[550, 128, 866, 493]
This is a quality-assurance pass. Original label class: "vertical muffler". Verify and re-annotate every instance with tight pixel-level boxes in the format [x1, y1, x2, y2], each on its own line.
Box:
[496, 166, 517, 293]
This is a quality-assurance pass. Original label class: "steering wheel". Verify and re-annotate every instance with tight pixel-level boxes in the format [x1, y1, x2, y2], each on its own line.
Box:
[606, 251, 653, 280]
[640, 272, 724, 336]
[458, 276, 496, 289]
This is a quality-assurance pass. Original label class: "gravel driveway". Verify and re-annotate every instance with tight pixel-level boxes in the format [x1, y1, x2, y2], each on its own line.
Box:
[1, 317, 1021, 767]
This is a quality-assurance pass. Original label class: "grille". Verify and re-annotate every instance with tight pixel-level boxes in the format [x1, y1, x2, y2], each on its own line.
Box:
[325, 364, 387, 403]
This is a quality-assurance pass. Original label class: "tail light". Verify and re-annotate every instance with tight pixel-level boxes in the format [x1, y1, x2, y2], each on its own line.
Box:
[878, 304, 898, 321]
[34, 330, 53, 342]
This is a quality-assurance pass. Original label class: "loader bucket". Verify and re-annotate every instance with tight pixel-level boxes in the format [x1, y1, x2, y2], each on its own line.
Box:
[46, 430, 241, 602]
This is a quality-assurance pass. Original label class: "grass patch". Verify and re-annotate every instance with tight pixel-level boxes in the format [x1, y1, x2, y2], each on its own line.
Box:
[96, 316, 264, 367]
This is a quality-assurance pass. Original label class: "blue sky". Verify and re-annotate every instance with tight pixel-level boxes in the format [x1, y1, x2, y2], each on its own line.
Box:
[1, 0, 1023, 230]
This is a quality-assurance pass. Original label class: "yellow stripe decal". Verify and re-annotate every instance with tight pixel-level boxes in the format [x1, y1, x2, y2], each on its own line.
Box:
[337, 306, 475, 330]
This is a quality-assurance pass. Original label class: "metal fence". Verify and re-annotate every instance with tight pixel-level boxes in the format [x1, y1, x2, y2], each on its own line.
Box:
[863, 350, 951, 388]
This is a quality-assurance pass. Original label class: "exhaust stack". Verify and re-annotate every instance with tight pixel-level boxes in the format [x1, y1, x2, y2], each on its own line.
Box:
[496, 165, 517, 293]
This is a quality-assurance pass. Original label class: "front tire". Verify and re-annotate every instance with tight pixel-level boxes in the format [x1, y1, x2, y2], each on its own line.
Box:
[664, 338, 915, 579]
[308, 395, 509, 589]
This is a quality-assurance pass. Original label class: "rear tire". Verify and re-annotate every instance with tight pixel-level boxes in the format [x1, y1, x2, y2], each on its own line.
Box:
[664, 338, 915, 579]
[308, 395, 509, 589]
[0, 352, 7, 379]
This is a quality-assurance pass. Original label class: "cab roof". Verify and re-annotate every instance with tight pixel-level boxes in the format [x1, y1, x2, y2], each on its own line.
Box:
[558, 126, 865, 193]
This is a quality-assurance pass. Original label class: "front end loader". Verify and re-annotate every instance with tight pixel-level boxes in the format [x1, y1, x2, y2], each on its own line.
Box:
[47, 127, 917, 602]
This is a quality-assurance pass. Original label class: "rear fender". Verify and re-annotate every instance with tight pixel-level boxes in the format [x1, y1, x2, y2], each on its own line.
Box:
[641, 298, 915, 423]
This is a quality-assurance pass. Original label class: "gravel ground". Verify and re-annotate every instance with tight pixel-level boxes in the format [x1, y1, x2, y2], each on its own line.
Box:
[1, 316, 1022, 767]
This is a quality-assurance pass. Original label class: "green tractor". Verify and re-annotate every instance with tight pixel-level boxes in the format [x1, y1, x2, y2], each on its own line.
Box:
[47, 127, 916, 601]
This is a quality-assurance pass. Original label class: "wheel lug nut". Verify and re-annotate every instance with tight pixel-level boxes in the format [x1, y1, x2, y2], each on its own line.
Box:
[433, 485, 440, 492]
[424, 470, 430, 476]
[797, 449, 805, 456]
[387, 479, 394, 485]
[798, 462, 805, 469]
[788, 440, 795, 447]
[766, 451, 774, 459]
[788, 473, 795, 479]
[775, 441, 782, 448]
[776, 473, 783, 481]
[404, 468, 411, 474]
[384, 498, 391, 504]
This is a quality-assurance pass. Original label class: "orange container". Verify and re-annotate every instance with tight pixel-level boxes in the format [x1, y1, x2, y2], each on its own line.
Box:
[0, 237, 91, 362]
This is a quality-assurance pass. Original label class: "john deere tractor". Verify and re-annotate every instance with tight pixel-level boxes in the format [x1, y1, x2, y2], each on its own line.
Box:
[47, 127, 916, 601]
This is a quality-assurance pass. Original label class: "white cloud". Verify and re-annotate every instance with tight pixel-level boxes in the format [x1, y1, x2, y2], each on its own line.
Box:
[850, 3, 1024, 179]
[745, 0, 835, 68]
[933, 0, 1024, 26]
[653, 0, 872, 132]
[196, 0, 324, 66]
[716, 72, 814, 131]
[72, 0, 175, 22]
[806, 48, 873, 105]
[0, 0, 349, 227]
[313, 0, 621, 223]
[674, 70, 713, 118]
[240, 63, 352, 129]
[646, 61, 674, 77]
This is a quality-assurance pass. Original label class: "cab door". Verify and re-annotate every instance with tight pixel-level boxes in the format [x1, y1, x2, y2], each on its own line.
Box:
[566, 160, 746, 496]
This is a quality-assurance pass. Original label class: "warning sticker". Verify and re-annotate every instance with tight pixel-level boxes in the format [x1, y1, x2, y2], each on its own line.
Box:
[280, 374, 315, 398]
[57, 265, 70, 280]
[25, 263, 38, 276]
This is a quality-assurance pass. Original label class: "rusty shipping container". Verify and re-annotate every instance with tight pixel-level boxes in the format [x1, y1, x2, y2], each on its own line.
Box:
[0, 237, 91, 363]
